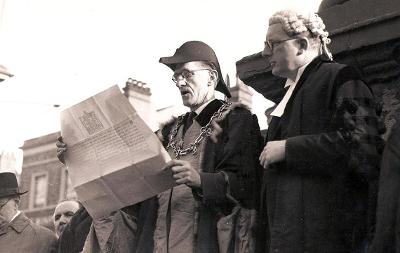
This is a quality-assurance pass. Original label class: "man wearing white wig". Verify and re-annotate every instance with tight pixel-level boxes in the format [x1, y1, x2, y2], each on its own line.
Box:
[258, 9, 383, 253]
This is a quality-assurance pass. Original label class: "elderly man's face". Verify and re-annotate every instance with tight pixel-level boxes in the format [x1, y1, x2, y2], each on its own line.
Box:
[173, 61, 215, 110]
[53, 200, 79, 237]
[262, 23, 302, 80]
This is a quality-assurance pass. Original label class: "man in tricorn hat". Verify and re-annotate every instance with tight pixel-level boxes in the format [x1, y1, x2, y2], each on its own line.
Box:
[135, 41, 263, 253]
[0, 172, 58, 253]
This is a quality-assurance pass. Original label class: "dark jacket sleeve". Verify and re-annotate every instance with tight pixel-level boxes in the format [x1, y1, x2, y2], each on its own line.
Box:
[198, 108, 263, 208]
[285, 66, 382, 178]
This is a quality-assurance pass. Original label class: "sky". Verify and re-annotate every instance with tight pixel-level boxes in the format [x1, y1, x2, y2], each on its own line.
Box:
[0, 0, 322, 153]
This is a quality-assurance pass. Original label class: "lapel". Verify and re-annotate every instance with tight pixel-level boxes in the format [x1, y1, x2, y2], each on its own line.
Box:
[0, 222, 7, 236]
[8, 212, 30, 234]
[279, 56, 325, 133]
[285, 56, 323, 111]
[269, 56, 327, 138]
[195, 99, 225, 173]
[180, 99, 223, 137]
[194, 99, 224, 127]
[266, 116, 281, 141]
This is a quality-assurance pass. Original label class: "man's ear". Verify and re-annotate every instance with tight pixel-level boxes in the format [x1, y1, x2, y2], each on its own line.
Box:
[297, 38, 309, 55]
[11, 196, 20, 209]
[209, 70, 218, 87]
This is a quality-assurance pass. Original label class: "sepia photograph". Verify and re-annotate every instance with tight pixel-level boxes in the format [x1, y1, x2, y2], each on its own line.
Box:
[0, 0, 399, 252]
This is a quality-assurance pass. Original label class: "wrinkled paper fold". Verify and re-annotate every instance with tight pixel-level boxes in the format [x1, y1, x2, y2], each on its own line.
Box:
[61, 85, 174, 219]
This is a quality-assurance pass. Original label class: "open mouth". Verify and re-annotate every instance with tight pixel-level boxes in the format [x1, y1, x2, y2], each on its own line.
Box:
[180, 90, 191, 96]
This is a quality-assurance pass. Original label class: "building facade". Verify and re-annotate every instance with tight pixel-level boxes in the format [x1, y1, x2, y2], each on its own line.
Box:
[19, 132, 73, 229]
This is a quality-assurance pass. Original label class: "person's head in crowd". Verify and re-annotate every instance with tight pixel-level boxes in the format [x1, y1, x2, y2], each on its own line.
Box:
[0, 172, 27, 223]
[262, 9, 332, 80]
[53, 199, 80, 237]
[0, 172, 58, 252]
[159, 40, 231, 111]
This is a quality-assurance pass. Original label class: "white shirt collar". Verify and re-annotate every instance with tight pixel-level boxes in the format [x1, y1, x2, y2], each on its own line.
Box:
[271, 61, 312, 118]
[10, 210, 21, 222]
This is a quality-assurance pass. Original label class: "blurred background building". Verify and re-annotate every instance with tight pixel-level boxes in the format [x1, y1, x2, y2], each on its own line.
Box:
[19, 132, 71, 228]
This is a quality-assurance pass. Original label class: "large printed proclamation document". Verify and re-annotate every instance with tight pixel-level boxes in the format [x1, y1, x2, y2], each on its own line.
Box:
[60, 85, 174, 219]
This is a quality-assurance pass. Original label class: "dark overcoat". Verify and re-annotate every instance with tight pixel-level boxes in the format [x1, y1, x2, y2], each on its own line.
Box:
[136, 99, 263, 253]
[58, 205, 141, 253]
[0, 212, 58, 253]
[369, 119, 400, 253]
[58, 206, 93, 253]
[260, 56, 382, 253]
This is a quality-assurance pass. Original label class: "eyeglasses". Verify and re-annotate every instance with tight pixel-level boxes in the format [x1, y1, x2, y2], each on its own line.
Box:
[172, 68, 212, 83]
[264, 38, 298, 51]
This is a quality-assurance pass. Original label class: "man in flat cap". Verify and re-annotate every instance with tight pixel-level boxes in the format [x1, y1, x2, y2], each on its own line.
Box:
[135, 40, 263, 253]
[0, 172, 58, 253]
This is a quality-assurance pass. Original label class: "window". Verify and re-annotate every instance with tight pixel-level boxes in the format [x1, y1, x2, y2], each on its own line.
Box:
[30, 172, 48, 209]
[59, 167, 76, 201]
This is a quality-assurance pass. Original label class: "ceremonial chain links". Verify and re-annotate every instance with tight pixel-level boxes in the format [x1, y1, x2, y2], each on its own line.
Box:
[167, 100, 232, 159]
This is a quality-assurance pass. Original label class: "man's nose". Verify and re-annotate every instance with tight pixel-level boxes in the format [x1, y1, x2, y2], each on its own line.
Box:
[262, 46, 272, 57]
[59, 215, 68, 224]
[175, 78, 187, 88]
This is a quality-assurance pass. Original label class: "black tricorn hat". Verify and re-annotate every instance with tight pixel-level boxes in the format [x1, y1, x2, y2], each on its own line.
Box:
[159, 41, 231, 98]
[0, 172, 28, 198]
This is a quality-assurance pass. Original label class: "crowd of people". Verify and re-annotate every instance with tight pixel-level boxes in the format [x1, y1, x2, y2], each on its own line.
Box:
[0, 8, 398, 253]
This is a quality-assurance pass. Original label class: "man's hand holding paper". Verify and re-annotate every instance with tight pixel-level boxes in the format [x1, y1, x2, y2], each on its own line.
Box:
[60, 85, 175, 219]
[166, 160, 201, 188]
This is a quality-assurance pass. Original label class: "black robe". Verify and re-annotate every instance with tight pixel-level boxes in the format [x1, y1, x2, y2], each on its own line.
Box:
[260, 56, 383, 253]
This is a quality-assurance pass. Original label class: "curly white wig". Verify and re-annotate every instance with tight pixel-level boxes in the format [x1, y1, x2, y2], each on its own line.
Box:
[269, 10, 333, 61]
